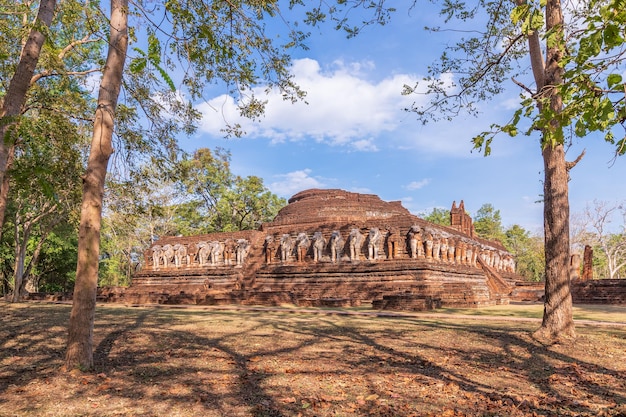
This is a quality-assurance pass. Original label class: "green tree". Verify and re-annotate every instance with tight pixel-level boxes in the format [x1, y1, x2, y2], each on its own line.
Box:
[6, 113, 83, 301]
[0, 0, 102, 238]
[420, 207, 451, 226]
[176, 148, 286, 232]
[100, 168, 188, 285]
[504, 224, 545, 282]
[64, 0, 392, 370]
[1, 50, 89, 299]
[35, 226, 78, 293]
[473, 204, 506, 243]
[0, 0, 57, 240]
[228, 175, 285, 231]
[402, 0, 626, 339]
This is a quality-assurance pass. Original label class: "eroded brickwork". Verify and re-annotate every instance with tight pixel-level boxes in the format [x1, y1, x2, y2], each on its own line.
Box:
[125, 189, 517, 309]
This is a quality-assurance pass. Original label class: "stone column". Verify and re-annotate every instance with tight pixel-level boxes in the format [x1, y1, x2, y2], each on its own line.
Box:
[570, 253, 581, 281]
[582, 245, 594, 280]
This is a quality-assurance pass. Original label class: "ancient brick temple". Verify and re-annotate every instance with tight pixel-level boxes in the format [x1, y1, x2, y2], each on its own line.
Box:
[122, 189, 519, 310]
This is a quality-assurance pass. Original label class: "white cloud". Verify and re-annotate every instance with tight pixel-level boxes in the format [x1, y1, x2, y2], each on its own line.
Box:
[405, 179, 431, 190]
[197, 58, 421, 149]
[351, 139, 379, 152]
[195, 58, 512, 158]
[268, 169, 325, 198]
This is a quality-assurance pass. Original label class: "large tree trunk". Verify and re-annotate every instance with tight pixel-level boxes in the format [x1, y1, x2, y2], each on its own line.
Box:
[64, 0, 128, 371]
[537, 144, 576, 339]
[0, 0, 57, 238]
[534, 0, 576, 340]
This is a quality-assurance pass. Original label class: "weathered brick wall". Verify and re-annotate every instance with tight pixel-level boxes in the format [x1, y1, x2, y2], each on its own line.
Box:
[121, 189, 519, 309]
[571, 279, 626, 304]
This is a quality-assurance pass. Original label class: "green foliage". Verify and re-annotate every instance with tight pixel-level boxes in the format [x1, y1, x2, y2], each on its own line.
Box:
[403, 0, 626, 157]
[35, 228, 78, 293]
[99, 148, 286, 284]
[175, 147, 286, 232]
[473, 203, 506, 243]
[2, 78, 86, 296]
[504, 224, 545, 282]
[420, 207, 451, 226]
[129, 33, 176, 91]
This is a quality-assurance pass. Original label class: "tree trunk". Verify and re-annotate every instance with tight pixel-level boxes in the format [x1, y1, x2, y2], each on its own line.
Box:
[23, 219, 60, 294]
[534, 0, 576, 340]
[11, 218, 28, 302]
[0, 147, 15, 243]
[64, 0, 128, 371]
[0, 0, 57, 234]
[537, 144, 576, 339]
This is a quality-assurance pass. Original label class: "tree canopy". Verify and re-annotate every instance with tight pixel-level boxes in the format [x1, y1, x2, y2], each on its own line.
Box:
[420, 207, 451, 226]
[473, 204, 506, 243]
[400, 0, 626, 340]
[98, 147, 285, 285]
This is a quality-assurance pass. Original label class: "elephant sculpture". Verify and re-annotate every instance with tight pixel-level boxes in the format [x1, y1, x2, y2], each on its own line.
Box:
[208, 241, 223, 265]
[329, 230, 344, 263]
[173, 243, 189, 267]
[223, 238, 236, 265]
[367, 228, 382, 260]
[295, 232, 310, 262]
[236, 239, 250, 265]
[196, 241, 210, 266]
[466, 241, 474, 266]
[348, 228, 364, 261]
[432, 235, 441, 261]
[151, 245, 163, 269]
[264, 235, 276, 264]
[312, 231, 326, 262]
[447, 238, 456, 263]
[385, 226, 401, 259]
[423, 229, 434, 259]
[440, 238, 449, 262]
[161, 244, 175, 268]
[280, 234, 294, 262]
[407, 225, 423, 259]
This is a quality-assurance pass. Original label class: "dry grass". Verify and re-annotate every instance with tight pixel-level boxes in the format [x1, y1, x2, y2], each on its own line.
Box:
[1, 301, 625, 417]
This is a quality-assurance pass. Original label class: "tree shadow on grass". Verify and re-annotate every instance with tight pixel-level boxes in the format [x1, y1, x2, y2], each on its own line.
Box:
[1, 303, 625, 417]
[266, 314, 626, 416]
[0, 303, 69, 396]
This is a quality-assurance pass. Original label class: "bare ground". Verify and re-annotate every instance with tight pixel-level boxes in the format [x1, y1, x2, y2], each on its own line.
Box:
[1, 301, 625, 417]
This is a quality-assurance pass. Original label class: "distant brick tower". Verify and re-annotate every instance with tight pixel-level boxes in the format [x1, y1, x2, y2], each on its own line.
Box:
[582, 245, 594, 280]
[450, 200, 475, 237]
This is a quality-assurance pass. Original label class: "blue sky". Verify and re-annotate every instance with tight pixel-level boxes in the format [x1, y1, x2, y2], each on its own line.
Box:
[177, 6, 625, 234]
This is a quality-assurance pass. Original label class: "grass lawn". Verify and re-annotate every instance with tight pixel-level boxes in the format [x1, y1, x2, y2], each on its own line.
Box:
[1, 301, 625, 416]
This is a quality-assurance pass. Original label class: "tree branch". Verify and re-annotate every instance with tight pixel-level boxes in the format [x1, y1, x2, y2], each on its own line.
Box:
[566, 149, 586, 172]
[511, 77, 534, 96]
[31, 68, 101, 85]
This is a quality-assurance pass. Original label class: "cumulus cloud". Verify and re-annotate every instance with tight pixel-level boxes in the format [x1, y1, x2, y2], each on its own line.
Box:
[195, 58, 512, 157]
[268, 169, 325, 198]
[197, 58, 420, 150]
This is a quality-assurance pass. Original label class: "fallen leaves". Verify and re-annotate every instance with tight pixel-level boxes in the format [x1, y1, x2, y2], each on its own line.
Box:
[2, 303, 625, 417]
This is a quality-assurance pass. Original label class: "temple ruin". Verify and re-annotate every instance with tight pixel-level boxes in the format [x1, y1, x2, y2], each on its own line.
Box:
[113, 189, 525, 310]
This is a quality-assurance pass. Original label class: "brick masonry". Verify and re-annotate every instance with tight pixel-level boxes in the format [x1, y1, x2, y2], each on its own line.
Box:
[115, 189, 522, 310]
